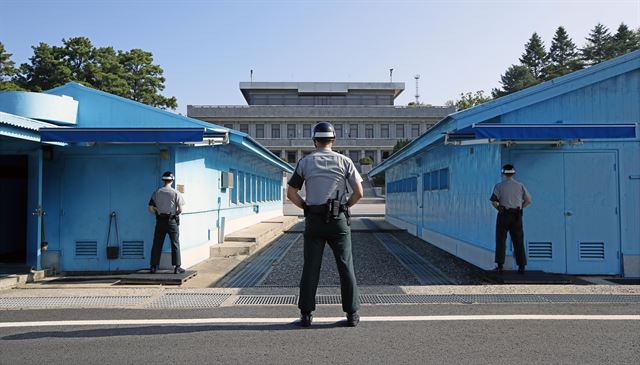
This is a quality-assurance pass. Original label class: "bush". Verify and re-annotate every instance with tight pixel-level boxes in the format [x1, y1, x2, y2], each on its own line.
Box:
[359, 156, 374, 165]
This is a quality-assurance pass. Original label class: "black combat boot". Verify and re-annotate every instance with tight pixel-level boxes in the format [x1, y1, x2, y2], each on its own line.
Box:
[300, 311, 313, 327]
[346, 312, 360, 327]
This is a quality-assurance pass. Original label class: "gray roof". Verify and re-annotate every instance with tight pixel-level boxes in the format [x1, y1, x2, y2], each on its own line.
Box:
[239, 82, 405, 102]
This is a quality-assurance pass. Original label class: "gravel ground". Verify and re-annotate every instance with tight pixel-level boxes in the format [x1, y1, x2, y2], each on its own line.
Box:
[394, 231, 494, 285]
[260, 232, 420, 286]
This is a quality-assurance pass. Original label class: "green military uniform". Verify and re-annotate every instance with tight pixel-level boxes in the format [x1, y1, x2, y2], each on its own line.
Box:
[288, 147, 363, 314]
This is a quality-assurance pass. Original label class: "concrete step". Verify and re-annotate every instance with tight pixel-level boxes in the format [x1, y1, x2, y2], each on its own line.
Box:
[0, 274, 28, 290]
[211, 216, 299, 258]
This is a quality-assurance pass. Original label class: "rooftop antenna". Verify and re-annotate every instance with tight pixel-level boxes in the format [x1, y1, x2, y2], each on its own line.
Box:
[389, 68, 394, 82]
[414, 74, 420, 104]
[250, 69, 253, 83]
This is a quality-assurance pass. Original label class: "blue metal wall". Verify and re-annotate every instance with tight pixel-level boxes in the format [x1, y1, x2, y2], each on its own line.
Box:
[381, 55, 639, 275]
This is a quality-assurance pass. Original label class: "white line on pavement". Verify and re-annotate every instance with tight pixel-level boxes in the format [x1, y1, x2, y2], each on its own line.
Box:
[1, 315, 639, 328]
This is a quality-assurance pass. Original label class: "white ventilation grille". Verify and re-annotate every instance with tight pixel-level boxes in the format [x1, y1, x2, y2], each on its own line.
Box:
[121, 240, 145, 259]
[580, 242, 605, 260]
[75, 241, 98, 257]
[528, 242, 552, 260]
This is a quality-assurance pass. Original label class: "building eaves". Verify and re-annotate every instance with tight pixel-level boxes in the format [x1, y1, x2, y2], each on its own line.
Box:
[370, 50, 640, 177]
[187, 105, 455, 120]
[239, 82, 406, 103]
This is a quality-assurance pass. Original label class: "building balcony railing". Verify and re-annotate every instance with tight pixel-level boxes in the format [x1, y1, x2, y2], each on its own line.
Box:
[258, 138, 399, 147]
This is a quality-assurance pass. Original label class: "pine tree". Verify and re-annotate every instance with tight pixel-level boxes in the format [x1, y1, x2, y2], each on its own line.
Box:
[519, 33, 547, 79]
[492, 65, 539, 98]
[580, 23, 613, 65]
[610, 23, 640, 57]
[0, 42, 24, 91]
[544, 26, 583, 80]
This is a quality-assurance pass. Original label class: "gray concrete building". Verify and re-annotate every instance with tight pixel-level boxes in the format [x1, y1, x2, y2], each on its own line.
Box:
[188, 82, 454, 171]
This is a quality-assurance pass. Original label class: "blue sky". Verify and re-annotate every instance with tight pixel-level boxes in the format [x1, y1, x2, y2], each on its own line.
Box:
[2, 0, 639, 114]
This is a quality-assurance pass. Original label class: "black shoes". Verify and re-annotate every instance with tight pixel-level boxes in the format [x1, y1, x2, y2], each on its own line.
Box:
[300, 312, 313, 327]
[174, 266, 185, 274]
[347, 312, 360, 327]
[495, 263, 504, 273]
[518, 266, 525, 275]
[150, 266, 157, 274]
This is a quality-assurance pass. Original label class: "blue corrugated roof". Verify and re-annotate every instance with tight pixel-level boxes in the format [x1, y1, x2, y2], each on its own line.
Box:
[44, 83, 292, 172]
[370, 50, 640, 177]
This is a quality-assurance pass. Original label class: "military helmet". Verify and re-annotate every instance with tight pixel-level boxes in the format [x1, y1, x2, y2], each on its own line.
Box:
[312, 121, 336, 140]
[501, 164, 516, 175]
[161, 171, 175, 181]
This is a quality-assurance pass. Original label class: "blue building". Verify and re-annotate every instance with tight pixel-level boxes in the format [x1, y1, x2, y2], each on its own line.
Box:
[0, 83, 292, 272]
[370, 51, 639, 277]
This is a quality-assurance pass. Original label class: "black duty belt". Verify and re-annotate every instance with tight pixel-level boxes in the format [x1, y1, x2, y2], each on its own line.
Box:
[156, 213, 177, 219]
[306, 204, 348, 215]
[499, 206, 522, 214]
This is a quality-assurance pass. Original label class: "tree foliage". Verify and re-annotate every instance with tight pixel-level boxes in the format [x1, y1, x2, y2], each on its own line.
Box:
[12, 37, 177, 109]
[580, 23, 613, 65]
[520, 33, 548, 78]
[610, 23, 640, 57]
[544, 26, 583, 79]
[493, 22, 639, 98]
[0, 42, 23, 91]
[492, 65, 539, 98]
[446, 90, 492, 111]
[391, 139, 412, 156]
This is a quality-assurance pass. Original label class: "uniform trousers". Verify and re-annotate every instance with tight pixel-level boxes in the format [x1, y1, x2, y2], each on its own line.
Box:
[299, 213, 360, 314]
[495, 211, 527, 266]
[150, 216, 181, 267]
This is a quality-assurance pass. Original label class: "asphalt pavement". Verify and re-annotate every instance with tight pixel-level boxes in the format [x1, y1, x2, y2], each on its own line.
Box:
[1, 303, 639, 364]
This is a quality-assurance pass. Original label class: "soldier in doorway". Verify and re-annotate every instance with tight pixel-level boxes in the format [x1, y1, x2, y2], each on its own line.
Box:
[490, 164, 532, 274]
[148, 171, 186, 274]
[287, 121, 364, 327]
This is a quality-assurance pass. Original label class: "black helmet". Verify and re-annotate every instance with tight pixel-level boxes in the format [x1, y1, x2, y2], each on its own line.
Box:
[501, 164, 516, 175]
[312, 121, 336, 140]
[161, 171, 175, 181]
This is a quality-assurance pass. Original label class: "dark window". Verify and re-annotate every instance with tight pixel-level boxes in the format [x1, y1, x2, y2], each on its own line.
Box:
[303, 124, 311, 138]
[238, 172, 245, 203]
[224, 123, 234, 130]
[271, 124, 280, 138]
[230, 169, 238, 204]
[439, 168, 450, 190]
[335, 124, 343, 138]
[349, 151, 360, 162]
[239, 124, 249, 134]
[365, 150, 375, 163]
[287, 151, 297, 163]
[396, 124, 404, 138]
[287, 124, 296, 138]
[349, 124, 358, 138]
[365, 124, 374, 138]
[255, 124, 264, 138]
[380, 124, 389, 138]
[382, 151, 390, 160]
[411, 124, 420, 137]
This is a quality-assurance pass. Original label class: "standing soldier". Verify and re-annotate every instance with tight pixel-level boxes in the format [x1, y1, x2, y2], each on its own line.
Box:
[148, 171, 186, 274]
[287, 121, 364, 327]
[490, 164, 532, 274]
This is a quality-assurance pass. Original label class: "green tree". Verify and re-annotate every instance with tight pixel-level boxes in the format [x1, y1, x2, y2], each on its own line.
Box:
[391, 139, 412, 156]
[16, 42, 71, 91]
[492, 65, 539, 98]
[544, 26, 583, 79]
[520, 32, 548, 78]
[580, 23, 613, 65]
[445, 90, 492, 111]
[610, 23, 640, 57]
[118, 49, 177, 109]
[15, 37, 177, 110]
[0, 42, 23, 91]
